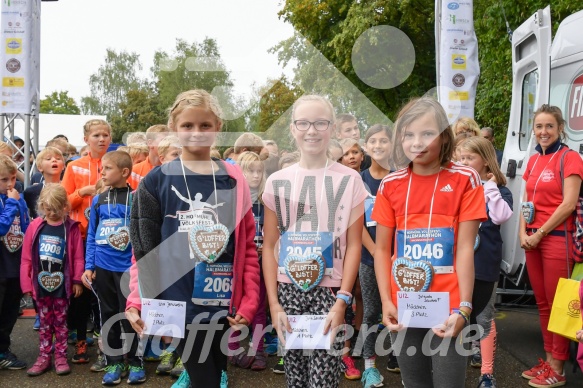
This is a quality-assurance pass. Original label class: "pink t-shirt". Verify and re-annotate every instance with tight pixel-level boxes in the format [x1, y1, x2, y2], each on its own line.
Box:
[263, 162, 367, 287]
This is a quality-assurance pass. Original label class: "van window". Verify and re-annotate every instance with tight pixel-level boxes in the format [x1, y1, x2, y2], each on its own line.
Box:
[519, 70, 539, 150]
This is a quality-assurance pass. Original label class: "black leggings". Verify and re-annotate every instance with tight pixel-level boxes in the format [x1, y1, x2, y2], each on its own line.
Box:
[67, 287, 92, 341]
[470, 279, 496, 326]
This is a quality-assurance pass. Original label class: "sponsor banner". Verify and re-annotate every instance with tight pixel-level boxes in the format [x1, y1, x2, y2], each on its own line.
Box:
[568, 72, 583, 131]
[436, 0, 480, 121]
[0, 0, 40, 114]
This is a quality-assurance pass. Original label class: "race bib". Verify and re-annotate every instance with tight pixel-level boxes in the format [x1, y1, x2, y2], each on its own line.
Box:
[254, 215, 263, 248]
[192, 262, 233, 306]
[364, 197, 376, 227]
[96, 218, 125, 245]
[39, 234, 65, 264]
[279, 232, 333, 276]
[396, 227, 454, 274]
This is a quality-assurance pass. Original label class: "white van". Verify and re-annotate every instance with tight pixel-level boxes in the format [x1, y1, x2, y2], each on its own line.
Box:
[500, 6, 583, 286]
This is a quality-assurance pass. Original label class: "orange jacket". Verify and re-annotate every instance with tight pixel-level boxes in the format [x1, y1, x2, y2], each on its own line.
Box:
[128, 156, 155, 190]
[62, 154, 103, 239]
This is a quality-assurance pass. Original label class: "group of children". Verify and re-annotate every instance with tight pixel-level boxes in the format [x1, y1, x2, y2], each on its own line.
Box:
[0, 88, 536, 388]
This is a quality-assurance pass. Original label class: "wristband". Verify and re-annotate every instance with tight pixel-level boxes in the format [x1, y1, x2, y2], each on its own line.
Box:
[460, 301, 473, 310]
[538, 228, 548, 237]
[457, 310, 469, 324]
[337, 290, 353, 298]
[336, 294, 351, 305]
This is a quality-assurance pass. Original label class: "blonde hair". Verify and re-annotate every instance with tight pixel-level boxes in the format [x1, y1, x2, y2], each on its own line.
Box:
[0, 141, 15, 158]
[291, 95, 336, 123]
[452, 117, 480, 136]
[79, 145, 89, 157]
[157, 135, 181, 159]
[37, 183, 69, 219]
[168, 89, 223, 129]
[46, 138, 69, 151]
[126, 144, 149, 163]
[279, 151, 300, 169]
[338, 138, 362, 154]
[83, 119, 111, 136]
[145, 124, 170, 141]
[460, 136, 507, 186]
[392, 98, 454, 168]
[126, 132, 147, 145]
[237, 151, 265, 200]
[116, 146, 129, 154]
[36, 146, 64, 168]
[102, 150, 133, 172]
[223, 147, 234, 160]
[94, 178, 107, 194]
[0, 154, 17, 175]
[234, 133, 264, 155]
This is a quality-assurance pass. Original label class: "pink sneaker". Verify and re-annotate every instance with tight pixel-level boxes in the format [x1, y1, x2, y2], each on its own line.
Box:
[54, 356, 71, 375]
[527, 364, 566, 387]
[342, 355, 361, 380]
[27, 355, 51, 376]
[522, 358, 550, 380]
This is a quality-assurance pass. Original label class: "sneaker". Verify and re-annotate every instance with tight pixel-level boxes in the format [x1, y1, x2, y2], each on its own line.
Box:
[361, 367, 384, 388]
[127, 365, 147, 384]
[528, 365, 566, 387]
[251, 351, 267, 371]
[67, 330, 77, 345]
[265, 337, 278, 356]
[478, 374, 496, 388]
[33, 315, 40, 331]
[26, 355, 51, 376]
[220, 370, 228, 388]
[171, 369, 191, 388]
[522, 358, 550, 380]
[90, 353, 107, 372]
[230, 351, 254, 369]
[0, 350, 27, 370]
[470, 342, 482, 368]
[72, 340, 89, 364]
[386, 353, 400, 373]
[143, 340, 160, 362]
[272, 357, 285, 374]
[156, 349, 177, 375]
[342, 355, 361, 380]
[102, 363, 127, 386]
[54, 356, 71, 375]
[170, 356, 185, 378]
[85, 336, 95, 346]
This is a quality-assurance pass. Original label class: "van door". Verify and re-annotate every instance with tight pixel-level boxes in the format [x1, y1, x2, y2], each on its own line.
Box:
[500, 6, 551, 283]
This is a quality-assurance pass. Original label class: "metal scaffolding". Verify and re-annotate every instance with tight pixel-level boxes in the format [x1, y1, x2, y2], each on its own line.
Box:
[0, 112, 39, 188]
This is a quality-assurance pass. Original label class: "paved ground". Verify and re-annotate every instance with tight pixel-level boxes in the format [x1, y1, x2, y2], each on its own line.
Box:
[0, 307, 581, 387]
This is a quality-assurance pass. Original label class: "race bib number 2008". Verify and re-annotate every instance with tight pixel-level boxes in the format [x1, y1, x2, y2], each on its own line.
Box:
[396, 227, 454, 274]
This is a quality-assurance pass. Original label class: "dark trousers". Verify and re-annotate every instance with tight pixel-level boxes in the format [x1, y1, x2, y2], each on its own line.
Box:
[95, 267, 140, 366]
[0, 277, 22, 353]
[177, 320, 229, 388]
[67, 285, 91, 341]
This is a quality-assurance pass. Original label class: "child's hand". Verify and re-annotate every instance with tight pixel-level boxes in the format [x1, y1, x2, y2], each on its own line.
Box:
[487, 172, 498, 185]
[433, 312, 466, 338]
[323, 299, 347, 341]
[6, 188, 19, 200]
[227, 314, 249, 331]
[126, 307, 145, 337]
[82, 270, 94, 289]
[72, 284, 83, 298]
[382, 301, 402, 331]
[577, 329, 583, 343]
[269, 303, 292, 345]
[79, 185, 97, 197]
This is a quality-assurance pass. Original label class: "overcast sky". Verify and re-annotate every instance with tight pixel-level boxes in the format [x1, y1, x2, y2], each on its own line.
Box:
[39, 0, 295, 105]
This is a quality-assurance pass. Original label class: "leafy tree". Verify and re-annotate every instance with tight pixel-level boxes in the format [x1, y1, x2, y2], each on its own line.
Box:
[81, 49, 145, 118]
[109, 88, 167, 143]
[39, 91, 80, 115]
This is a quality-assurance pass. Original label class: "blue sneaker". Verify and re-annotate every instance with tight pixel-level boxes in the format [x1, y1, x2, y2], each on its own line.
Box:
[33, 315, 40, 330]
[86, 336, 95, 346]
[220, 370, 228, 388]
[171, 370, 191, 388]
[361, 367, 384, 387]
[102, 363, 126, 385]
[67, 330, 77, 344]
[265, 337, 278, 356]
[143, 339, 160, 361]
[477, 374, 496, 388]
[127, 365, 146, 384]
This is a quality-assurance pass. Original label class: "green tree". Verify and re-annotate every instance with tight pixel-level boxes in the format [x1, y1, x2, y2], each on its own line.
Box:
[151, 38, 246, 133]
[109, 87, 167, 143]
[39, 91, 80, 114]
[81, 49, 145, 118]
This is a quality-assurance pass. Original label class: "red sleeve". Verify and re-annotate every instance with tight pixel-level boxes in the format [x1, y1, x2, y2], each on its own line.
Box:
[20, 224, 35, 295]
[459, 183, 488, 222]
[372, 180, 396, 227]
[235, 208, 261, 323]
[562, 150, 583, 180]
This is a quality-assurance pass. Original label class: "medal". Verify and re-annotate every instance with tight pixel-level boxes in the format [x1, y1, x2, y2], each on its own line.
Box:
[107, 226, 131, 251]
[392, 257, 433, 292]
[103, 189, 132, 251]
[84, 207, 91, 220]
[284, 253, 325, 292]
[521, 201, 535, 224]
[38, 271, 64, 292]
[188, 224, 230, 263]
[2, 230, 23, 252]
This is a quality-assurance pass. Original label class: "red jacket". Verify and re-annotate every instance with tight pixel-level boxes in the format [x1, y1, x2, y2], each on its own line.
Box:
[125, 161, 260, 324]
[20, 217, 85, 300]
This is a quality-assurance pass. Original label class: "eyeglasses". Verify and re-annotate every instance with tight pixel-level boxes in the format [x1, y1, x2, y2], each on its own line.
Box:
[293, 120, 331, 132]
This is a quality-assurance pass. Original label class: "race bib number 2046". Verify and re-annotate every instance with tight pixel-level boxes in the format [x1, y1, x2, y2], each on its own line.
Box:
[396, 227, 454, 274]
